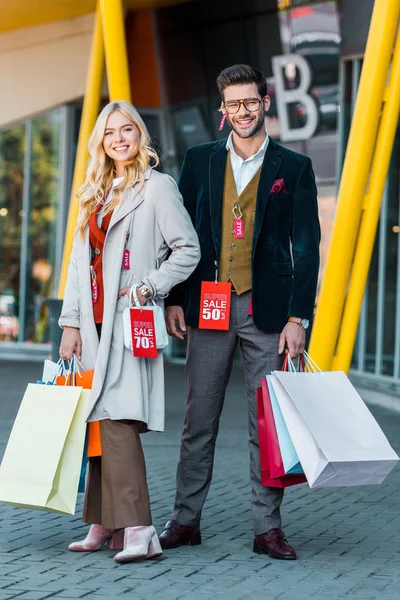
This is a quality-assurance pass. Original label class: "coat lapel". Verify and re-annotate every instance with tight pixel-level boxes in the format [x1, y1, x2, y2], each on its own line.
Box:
[253, 139, 283, 254]
[108, 168, 152, 232]
[209, 139, 228, 261]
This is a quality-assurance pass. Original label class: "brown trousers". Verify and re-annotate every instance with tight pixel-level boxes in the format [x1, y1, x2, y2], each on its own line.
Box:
[83, 419, 152, 529]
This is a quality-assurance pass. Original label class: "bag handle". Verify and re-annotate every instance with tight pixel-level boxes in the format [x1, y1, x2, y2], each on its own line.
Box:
[62, 354, 87, 386]
[282, 352, 307, 374]
[44, 358, 69, 386]
[303, 350, 323, 373]
[129, 284, 155, 309]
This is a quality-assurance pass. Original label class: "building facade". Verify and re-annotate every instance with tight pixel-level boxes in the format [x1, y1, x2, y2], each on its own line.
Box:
[0, 0, 398, 394]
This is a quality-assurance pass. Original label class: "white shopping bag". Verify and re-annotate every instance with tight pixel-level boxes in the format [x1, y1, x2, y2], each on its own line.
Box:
[0, 383, 89, 514]
[41, 359, 61, 384]
[270, 369, 398, 488]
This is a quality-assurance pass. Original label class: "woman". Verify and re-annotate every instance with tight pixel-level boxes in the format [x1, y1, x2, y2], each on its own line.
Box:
[58, 101, 200, 563]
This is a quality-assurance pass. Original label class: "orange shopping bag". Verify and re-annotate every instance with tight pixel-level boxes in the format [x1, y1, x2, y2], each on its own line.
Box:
[56, 365, 102, 457]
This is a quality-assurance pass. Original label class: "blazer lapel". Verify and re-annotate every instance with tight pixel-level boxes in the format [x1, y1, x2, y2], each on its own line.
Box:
[209, 139, 228, 261]
[253, 139, 283, 254]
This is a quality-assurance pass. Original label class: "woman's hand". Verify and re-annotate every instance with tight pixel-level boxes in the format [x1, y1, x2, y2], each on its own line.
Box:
[59, 327, 82, 361]
[118, 287, 147, 306]
[118, 286, 130, 299]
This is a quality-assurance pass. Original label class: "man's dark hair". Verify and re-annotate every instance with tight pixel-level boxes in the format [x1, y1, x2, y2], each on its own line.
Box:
[216, 64, 268, 100]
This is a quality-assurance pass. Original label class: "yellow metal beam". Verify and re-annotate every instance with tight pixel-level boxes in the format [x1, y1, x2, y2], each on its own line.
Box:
[99, 0, 132, 102]
[332, 27, 400, 372]
[58, 9, 105, 298]
[308, 0, 400, 370]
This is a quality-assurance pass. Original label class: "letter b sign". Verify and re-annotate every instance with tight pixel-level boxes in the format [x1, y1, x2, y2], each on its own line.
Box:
[272, 54, 319, 142]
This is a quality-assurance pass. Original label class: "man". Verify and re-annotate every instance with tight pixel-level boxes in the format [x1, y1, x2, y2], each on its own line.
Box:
[160, 64, 320, 559]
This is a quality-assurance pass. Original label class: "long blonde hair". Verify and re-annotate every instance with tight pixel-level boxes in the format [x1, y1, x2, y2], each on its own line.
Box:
[77, 101, 159, 237]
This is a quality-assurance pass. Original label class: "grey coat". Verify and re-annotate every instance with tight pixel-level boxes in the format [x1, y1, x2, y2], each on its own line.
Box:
[59, 169, 200, 431]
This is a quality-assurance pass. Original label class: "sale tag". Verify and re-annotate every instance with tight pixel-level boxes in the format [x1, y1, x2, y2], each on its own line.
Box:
[234, 218, 244, 239]
[199, 281, 232, 330]
[90, 266, 98, 303]
[130, 308, 158, 358]
[91, 280, 98, 303]
[123, 249, 130, 270]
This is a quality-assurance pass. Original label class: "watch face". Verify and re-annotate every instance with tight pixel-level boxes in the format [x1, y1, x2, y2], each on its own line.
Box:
[140, 285, 151, 298]
[301, 319, 310, 330]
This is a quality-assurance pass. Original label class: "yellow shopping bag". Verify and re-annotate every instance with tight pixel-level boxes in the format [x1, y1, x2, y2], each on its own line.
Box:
[0, 383, 90, 514]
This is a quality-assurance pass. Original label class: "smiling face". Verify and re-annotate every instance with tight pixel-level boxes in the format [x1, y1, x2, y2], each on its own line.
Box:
[103, 110, 140, 171]
[223, 83, 270, 139]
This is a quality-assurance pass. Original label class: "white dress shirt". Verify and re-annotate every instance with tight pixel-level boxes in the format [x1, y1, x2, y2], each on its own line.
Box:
[226, 131, 269, 196]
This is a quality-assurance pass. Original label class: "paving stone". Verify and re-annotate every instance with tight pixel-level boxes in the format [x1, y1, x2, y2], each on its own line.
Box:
[1, 361, 400, 599]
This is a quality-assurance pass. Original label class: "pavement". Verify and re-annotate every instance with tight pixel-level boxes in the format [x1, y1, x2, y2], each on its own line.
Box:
[0, 359, 400, 600]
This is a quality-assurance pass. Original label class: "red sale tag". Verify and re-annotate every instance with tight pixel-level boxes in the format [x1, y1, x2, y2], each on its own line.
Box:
[234, 218, 244, 238]
[129, 308, 158, 358]
[123, 249, 130, 270]
[199, 281, 232, 330]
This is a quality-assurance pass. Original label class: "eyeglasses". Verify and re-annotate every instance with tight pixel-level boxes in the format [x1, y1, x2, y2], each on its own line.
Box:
[223, 97, 265, 114]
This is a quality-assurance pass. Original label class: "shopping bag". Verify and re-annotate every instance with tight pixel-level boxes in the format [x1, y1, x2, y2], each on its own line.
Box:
[37, 358, 71, 385]
[270, 354, 399, 488]
[267, 375, 304, 475]
[56, 364, 101, 458]
[78, 430, 89, 494]
[257, 384, 306, 488]
[0, 383, 90, 514]
[41, 359, 63, 384]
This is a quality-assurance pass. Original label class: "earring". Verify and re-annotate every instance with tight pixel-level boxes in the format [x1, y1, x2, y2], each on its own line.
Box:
[218, 112, 227, 131]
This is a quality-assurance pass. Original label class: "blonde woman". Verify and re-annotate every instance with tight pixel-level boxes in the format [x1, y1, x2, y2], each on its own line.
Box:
[58, 101, 200, 563]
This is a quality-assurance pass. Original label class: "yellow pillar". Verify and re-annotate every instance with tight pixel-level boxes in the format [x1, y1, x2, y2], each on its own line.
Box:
[99, 0, 132, 102]
[308, 0, 400, 370]
[58, 9, 105, 298]
[332, 28, 400, 373]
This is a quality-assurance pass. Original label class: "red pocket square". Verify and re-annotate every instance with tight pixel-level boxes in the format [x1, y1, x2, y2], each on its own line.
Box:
[271, 178, 285, 193]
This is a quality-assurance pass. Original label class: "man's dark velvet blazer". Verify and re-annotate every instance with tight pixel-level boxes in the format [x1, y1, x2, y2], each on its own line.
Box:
[166, 137, 321, 334]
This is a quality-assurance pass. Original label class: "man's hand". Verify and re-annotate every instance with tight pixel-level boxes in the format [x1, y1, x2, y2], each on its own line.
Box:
[165, 306, 187, 340]
[59, 327, 82, 361]
[279, 322, 306, 358]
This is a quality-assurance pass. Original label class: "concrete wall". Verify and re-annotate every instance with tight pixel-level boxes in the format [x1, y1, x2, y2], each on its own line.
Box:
[0, 13, 95, 128]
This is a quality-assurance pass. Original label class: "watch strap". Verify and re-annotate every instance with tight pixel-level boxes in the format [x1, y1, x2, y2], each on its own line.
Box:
[288, 316, 304, 329]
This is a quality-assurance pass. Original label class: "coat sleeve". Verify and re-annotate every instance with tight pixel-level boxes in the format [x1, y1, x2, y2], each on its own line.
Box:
[288, 158, 321, 320]
[58, 236, 81, 329]
[141, 173, 200, 299]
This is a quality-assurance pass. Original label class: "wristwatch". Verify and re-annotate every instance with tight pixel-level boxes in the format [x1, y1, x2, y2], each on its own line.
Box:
[288, 316, 310, 330]
[138, 283, 152, 300]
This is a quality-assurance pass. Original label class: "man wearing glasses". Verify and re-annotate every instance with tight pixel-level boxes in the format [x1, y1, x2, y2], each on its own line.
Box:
[161, 64, 320, 560]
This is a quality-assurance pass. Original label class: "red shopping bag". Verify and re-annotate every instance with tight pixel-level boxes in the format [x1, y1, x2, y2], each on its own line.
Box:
[257, 380, 306, 488]
[56, 368, 102, 457]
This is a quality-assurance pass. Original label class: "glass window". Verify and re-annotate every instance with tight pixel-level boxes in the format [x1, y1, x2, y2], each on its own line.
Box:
[382, 125, 400, 376]
[23, 110, 61, 343]
[365, 231, 379, 373]
[0, 125, 25, 342]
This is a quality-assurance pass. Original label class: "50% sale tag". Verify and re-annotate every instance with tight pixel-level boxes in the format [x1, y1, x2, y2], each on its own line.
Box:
[198, 281, 232, 330]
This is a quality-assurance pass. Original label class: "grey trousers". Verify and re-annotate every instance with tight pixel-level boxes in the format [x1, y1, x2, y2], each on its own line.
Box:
[173, 290, 284, 535]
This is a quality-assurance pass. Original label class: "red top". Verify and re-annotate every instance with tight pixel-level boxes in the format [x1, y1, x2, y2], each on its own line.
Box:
[89, 204, 113, 324]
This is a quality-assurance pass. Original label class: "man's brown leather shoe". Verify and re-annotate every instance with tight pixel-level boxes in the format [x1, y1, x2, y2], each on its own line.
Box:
[159, 520, 201, 549]
[253, 528, 296, 560]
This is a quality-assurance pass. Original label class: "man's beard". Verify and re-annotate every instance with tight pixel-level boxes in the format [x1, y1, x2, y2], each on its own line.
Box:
[228, 111, 265, 139]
